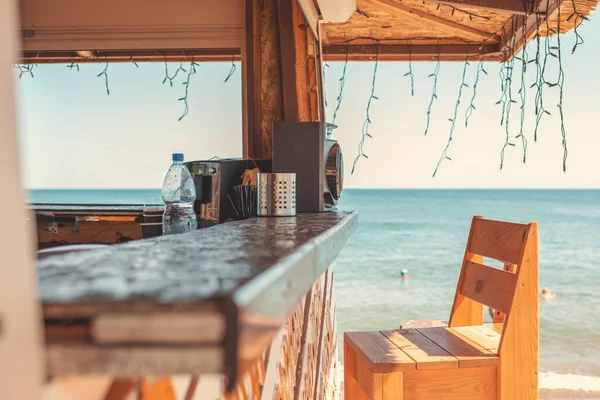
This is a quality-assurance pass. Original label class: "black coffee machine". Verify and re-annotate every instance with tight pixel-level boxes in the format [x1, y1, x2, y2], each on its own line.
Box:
[185, 158, 271, 227]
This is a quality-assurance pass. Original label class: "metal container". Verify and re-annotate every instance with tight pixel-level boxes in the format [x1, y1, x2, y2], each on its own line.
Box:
[257, 173, 296, 216]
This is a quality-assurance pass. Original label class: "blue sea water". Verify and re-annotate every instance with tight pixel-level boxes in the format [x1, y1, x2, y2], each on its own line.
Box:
[29, 188, 600, 376]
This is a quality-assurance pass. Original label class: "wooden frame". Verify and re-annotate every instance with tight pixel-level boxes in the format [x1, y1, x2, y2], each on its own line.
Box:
[323, 43, 504, 62]
[427, 0, 530, 14]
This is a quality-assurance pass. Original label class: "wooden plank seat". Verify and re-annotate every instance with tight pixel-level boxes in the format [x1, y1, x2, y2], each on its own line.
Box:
[344, 217, 539, 399]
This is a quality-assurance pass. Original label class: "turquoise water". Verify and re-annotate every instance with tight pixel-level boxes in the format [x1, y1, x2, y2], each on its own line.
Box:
[29, 189, 600, 376]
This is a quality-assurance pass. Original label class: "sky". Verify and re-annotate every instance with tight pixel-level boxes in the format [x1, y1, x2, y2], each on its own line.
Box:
[15, 10, 600, 189]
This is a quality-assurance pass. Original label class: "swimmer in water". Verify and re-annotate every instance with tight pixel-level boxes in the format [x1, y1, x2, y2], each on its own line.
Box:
[400, 269, 410, 280]
[541, 286, 556, 301]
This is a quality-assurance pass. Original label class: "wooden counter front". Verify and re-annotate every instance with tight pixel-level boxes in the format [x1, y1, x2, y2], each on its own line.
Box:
[37, 211, 357, 392]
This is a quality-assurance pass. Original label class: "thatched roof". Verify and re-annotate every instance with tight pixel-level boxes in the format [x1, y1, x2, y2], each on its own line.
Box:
[321, 0, 598, 61]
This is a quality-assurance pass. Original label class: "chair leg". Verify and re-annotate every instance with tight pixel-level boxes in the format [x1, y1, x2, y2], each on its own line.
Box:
[381, 372, 403, 400]
[345, 341, 370, 400]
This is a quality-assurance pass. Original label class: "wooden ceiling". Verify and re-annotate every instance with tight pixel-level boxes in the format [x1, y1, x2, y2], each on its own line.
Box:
[320, 0, 599, 61]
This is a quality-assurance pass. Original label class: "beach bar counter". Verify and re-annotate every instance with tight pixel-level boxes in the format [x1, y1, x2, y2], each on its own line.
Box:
[38, 212, 357, 398]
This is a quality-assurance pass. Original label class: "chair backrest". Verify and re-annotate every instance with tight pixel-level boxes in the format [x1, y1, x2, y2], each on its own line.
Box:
[448, 216, 538, 357]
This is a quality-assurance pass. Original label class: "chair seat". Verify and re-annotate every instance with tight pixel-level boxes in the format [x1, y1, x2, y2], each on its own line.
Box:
[345, 323, 500, 372]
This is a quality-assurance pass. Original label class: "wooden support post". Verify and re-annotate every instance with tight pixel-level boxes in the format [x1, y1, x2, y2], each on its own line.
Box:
[242, 0, 261, 158]
[278, 0, 324, 123]
[0, 0, 44, 399]
[242, 0, 284, 159]
[243, 0, 324, 158]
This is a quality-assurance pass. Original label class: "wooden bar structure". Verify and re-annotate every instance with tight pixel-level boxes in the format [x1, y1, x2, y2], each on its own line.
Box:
[1, 0, 595, 398]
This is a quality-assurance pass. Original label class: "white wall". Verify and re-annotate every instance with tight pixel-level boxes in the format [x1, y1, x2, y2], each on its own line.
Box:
[0, 0, 44, 398]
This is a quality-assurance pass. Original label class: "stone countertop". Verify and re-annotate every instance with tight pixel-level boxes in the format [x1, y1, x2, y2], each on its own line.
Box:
[38, 211, 358, 382]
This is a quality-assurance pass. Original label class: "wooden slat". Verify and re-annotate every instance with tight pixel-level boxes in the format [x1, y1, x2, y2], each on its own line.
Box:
[371, 0, 494, 41]
[450, 326, 501, 353]
[449, 216, 485, 327]
[416, 327, 498, 368]
[382, 329, 458, 370]
[498, 222, 539, 399]
[460, 261, 517, 315]
[403, 366, 497, 400]
[344, 332, 415, 372]
[493, 263, 516, 323]
[469, 218, 529, 264]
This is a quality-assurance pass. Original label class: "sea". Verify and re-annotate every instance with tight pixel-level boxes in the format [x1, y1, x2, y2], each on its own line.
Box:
[29, 189, 600, 391]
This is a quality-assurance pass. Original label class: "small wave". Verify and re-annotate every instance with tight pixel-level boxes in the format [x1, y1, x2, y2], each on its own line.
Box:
[540, 372, 600, 392]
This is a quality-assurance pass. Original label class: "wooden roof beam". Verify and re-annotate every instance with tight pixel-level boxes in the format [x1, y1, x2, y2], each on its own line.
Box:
[500, 0, 560, 59]
[371, 0, 496, 42]
[323, 43, 503, 61]
[427, 0, 530, 15]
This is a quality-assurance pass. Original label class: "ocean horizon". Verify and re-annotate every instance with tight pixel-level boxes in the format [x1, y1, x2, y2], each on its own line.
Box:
[28, 188, 600, 392]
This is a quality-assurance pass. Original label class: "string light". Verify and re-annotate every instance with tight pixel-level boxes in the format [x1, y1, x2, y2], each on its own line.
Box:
[500, 20, 518, 170]
[404, 40, 415, 96]
[67, 60, 80, 72]
[224, 54, 237, 83]
[464, 53, 487, 127]
[515, 14, 529, 163]
[15, 63, 35, 79]
[332, 45, 349, 125]
[435, 2, 491, 21]
[351, 43, 379, 175]
[532, 1, 548, 142]
[567, 0, 587, 53]
[432, 54, 470, 177]
[163, 60, 186, 87]
[323, 63, 330, 107]
[556, 2, 568, 171]
[178, 56, 200, 121]
[424, 41, 441, 136]
[96, 57, 110, 96]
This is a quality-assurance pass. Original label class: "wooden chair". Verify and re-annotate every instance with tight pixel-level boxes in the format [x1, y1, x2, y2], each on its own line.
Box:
[344, 216, 539, 400]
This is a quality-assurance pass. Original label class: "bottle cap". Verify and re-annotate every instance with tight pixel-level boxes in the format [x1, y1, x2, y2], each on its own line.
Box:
[172, 153, 184, 162]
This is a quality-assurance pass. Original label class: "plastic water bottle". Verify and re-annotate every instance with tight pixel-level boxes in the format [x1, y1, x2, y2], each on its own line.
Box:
[162, 153, 197, 235]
